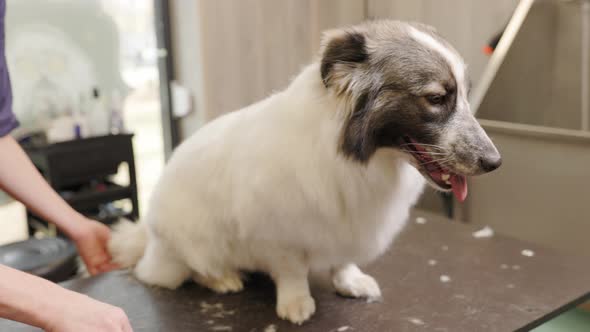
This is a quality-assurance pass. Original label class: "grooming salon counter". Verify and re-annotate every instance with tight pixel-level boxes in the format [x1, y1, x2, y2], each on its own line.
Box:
[2, 211, 589, 331]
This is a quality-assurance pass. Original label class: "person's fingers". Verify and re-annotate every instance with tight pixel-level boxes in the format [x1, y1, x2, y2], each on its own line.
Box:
[76, 230, 119, 275]
[103, 250, 114, 261]
[98, 262, 120, 273]
[92, 232, 113, 258]
[84, 242, 107, 260]
[85, 251, 118, 274]
[79, 249, 102, 275]
[88, 259, 107, 275]
[87, 265, 98, 275]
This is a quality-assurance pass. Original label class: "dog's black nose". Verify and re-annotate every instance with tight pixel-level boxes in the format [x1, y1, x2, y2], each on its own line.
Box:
[479, 154, 502, 172]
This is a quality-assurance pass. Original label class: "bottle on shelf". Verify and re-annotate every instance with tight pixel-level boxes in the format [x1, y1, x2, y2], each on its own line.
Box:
[73, 94, 89, 139]
[109, 90, 126, 134]
[88, 87, 110, 136]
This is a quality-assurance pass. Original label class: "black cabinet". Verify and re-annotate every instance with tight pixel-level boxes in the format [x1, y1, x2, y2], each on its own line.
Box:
[23, 134, 139, 235]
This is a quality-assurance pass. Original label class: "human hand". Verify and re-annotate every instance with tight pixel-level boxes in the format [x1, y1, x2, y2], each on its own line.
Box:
[44, 290, 132, 332]
[69, 217, 119, 275]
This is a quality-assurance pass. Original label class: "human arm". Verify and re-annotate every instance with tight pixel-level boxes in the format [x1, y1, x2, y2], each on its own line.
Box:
[0, 135, 118, 274]
[0, 264, 132, 331]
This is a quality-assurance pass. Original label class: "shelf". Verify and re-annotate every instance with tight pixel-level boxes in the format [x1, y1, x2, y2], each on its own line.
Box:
[23, 134, 139, 235]
[62, 182, 132, 211]
[85, 212, 134, 225]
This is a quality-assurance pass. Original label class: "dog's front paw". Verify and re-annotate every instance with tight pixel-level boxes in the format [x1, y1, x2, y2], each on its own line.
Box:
[276, 295, 316, 325]
[333, 264, 382, 301]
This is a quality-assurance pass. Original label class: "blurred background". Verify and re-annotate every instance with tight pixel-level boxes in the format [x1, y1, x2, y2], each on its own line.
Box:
[0, 0, 164, 242]
[0, 0, 589, 329]
[3, 0, 589, 255]
[1, 0, 590, 322]
[3, 0, 590, 252]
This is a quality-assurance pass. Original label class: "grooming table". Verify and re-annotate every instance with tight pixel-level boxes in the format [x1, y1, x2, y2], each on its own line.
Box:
[2, 211, 589, 331]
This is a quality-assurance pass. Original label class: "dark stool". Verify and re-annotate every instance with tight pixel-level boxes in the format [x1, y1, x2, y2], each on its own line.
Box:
[0, 237, 78, 282]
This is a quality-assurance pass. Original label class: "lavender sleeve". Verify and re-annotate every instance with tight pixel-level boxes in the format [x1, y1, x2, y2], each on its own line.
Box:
[0, 0, 17, 137]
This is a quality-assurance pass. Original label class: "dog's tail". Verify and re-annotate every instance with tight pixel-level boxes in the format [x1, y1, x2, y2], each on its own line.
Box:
[108, 219, 147, 268]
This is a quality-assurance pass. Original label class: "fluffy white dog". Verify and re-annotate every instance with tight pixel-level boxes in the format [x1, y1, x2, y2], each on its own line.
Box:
[109, 20, 501, 324]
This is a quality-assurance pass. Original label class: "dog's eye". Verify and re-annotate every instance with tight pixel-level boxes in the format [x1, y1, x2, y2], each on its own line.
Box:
[426, 94, 445, 105]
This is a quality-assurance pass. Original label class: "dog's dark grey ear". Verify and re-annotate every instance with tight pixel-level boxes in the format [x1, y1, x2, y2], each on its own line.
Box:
[320, 29, 368, 90]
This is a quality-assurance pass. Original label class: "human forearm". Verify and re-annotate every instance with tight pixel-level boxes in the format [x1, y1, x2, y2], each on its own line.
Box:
[0, 264, 64, 329]
[0, 265, 132, 331]
[0, 135, 84, 237]
[0, 135, 119, 275]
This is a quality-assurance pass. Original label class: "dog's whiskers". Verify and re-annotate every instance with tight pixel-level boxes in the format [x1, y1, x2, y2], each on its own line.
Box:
[435, 159, 455, 169]
[409, 151, 449, 156]
[400, 143, 449, 152]
[418, 157, 453, 167]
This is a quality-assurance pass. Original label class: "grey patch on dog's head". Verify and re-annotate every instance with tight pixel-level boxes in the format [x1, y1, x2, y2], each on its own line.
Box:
[319, 20, 501, 180]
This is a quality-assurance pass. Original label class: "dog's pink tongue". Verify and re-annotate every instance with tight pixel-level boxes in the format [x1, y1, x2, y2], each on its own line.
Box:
[451, 174, 468, 202]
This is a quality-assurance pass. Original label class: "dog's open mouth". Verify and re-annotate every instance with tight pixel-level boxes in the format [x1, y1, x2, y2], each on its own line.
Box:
[402, 136, 468, 202]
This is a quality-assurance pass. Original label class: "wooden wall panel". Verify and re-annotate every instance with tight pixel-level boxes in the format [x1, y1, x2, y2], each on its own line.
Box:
[170, 0, 365, 136]
[171, 0, 520, 136]
[367, 0, 519, 84]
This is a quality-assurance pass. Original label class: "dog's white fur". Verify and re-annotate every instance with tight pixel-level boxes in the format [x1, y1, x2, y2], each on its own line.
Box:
[109, 21, 477, 322]
[107, 19, 502, 324]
